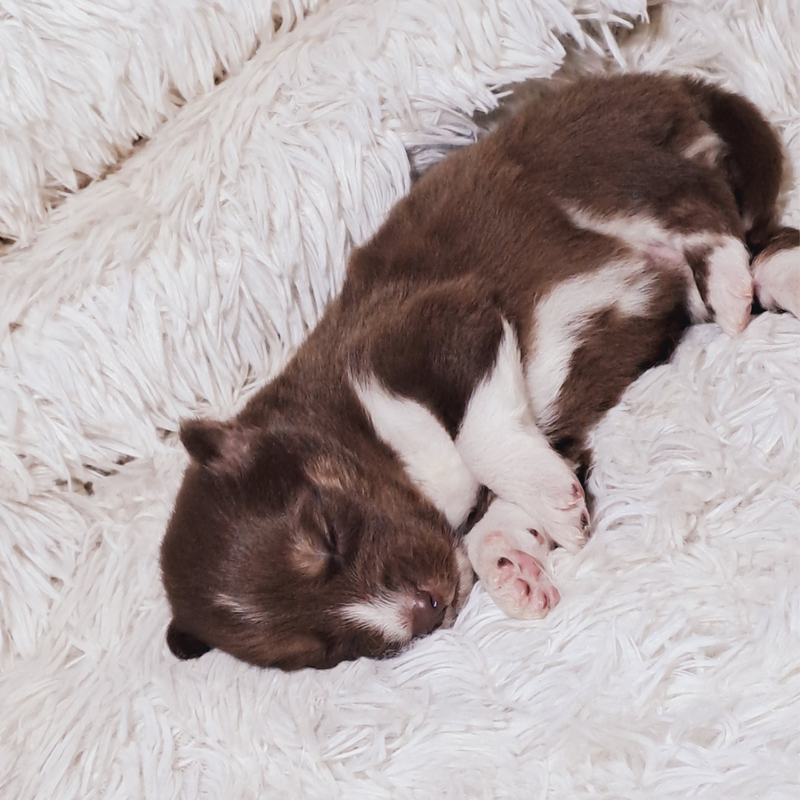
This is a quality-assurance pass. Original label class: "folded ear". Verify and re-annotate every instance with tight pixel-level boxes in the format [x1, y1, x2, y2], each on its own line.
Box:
[179, 418, 254, 474]
[166, 621, 213, 660]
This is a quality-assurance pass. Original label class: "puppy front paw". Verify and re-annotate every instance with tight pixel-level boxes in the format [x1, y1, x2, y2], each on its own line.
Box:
[533, 458, 591, 554]
[474, 531, 560, 619]
[464, 500, 561, 619]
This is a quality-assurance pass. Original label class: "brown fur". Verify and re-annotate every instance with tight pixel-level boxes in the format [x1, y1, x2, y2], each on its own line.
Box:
[161, 73, 797, 670]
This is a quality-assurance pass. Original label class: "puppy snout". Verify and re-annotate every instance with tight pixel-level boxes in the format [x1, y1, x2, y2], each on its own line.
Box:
[410, 590, 446, 637]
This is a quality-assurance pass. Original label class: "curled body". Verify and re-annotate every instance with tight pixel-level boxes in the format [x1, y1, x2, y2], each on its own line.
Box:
[160, 73, 800, 670]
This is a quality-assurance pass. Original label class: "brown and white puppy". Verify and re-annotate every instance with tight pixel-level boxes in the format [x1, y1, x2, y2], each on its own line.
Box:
[160, 73, 800, 671]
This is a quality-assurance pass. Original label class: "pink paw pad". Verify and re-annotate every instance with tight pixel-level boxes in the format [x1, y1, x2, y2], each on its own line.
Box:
[479, 534, 560, 619]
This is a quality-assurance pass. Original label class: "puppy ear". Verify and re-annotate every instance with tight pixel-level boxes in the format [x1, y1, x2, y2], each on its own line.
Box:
[179, 418, 253, 474]
[166, 621, 213, 660]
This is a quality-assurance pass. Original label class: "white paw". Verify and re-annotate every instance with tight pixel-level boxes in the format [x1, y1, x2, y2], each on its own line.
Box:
[472, 531, 560, 619]
[706, 237, 753, 336]
[464, 499, 561, 619]
[529, 454, 590, 554]
[753, 246, 800, 319]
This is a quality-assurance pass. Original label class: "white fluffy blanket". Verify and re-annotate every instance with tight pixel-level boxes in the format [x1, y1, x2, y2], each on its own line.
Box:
[1, 1, 798, 798]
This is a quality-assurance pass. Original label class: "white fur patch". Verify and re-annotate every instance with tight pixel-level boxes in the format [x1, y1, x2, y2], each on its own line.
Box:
[352, 377, 479, 527]
[456, 320, 541, 489]
[456, 321, 588, 551]
[526, 259, 657, 433]
[705, 236, 753, 336]
[341, 595, 412, 644]
[564, 207, 711, 323]
[214, 594, 267, 625]
[566, 206, 675, 251]
[683, 131, 723, 166]
[753, 247, 800, 319]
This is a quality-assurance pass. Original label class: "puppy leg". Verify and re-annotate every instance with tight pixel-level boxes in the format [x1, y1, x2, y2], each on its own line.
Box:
[353, 285, 588, 551]
[752, 227, 800, 319]
[566, 209, 754, 337]
[686, 78, 797, 322]
[692, 236, 754, 336]
[456, 320, 590, 553]
[464, 499, 560, 619]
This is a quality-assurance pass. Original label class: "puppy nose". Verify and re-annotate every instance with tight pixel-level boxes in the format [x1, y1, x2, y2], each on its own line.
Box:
[410, 590, 446, 637]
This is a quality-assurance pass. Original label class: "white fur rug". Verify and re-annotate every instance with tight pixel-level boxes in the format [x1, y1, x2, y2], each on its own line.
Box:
[1, 1, 798, 798]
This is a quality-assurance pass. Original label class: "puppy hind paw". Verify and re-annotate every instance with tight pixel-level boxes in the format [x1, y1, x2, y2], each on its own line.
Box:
[753, 245, 800, 320]
[705, 237, 754, 336]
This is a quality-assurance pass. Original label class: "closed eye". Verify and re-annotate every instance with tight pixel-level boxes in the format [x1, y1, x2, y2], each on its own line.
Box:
[314, 514, 345, 580]
[323, 517, 339, 554]
[322, 500, 365, 559]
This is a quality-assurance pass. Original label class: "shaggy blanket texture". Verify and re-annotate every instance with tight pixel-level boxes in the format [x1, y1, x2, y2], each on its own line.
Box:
[1, 0, 798, 798]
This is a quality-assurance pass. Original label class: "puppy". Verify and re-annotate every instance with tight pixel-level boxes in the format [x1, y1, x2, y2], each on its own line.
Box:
[160, 73, 799, 670]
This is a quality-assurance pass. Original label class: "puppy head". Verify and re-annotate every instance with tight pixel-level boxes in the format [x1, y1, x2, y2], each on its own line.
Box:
[160, 417, 473, 671]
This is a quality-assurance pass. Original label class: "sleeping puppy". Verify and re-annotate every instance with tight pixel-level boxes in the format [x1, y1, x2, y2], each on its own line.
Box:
[160, 73, 799, 671]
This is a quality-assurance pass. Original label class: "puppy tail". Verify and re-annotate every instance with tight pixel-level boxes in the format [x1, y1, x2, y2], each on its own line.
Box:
[683, 77, 790, 256]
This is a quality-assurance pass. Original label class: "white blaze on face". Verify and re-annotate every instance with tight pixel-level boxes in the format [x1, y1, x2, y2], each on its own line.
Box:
[340, 593, 415, 644]
[352, 376, 479, 528]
